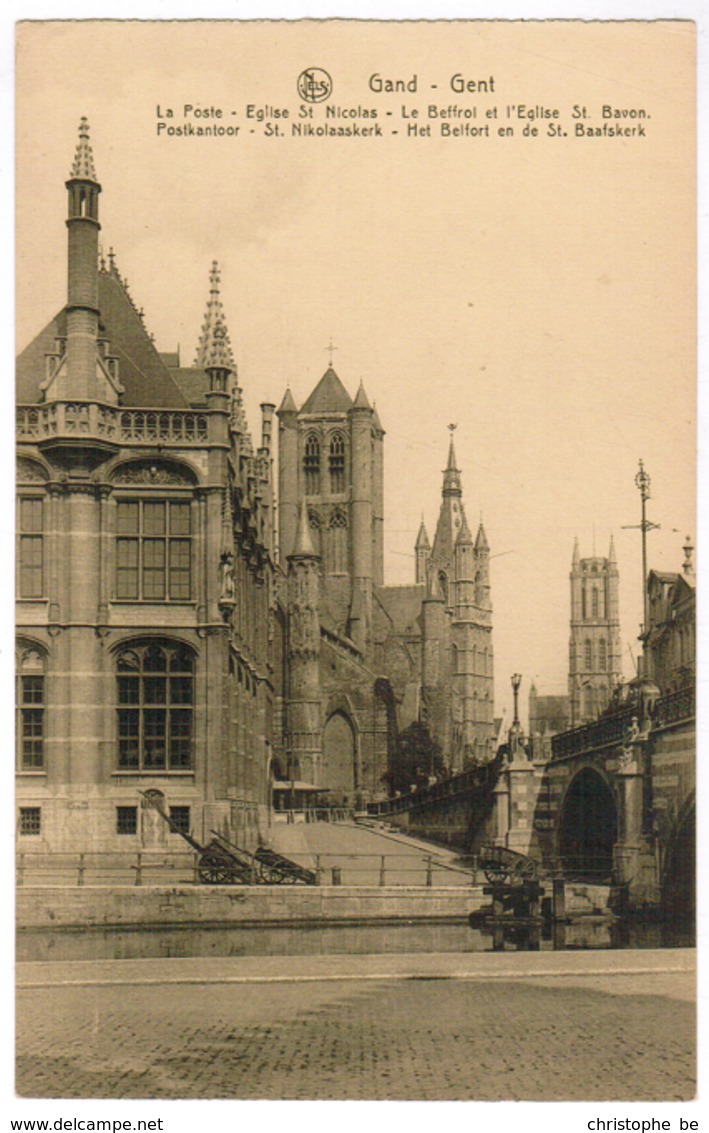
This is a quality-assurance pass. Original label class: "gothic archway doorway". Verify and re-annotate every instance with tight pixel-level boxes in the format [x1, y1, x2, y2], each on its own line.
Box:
[558, 768, 617, 880]
[322, 711, 356, 803]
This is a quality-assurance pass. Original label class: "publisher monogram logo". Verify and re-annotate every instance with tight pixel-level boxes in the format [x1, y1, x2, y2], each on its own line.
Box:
[297, 68, 333, 103]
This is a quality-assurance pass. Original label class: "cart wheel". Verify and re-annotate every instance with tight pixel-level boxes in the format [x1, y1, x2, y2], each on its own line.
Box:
[519, 859, 538, 880]
[198, 853, 233, 885]
[484, 865, 509, 884]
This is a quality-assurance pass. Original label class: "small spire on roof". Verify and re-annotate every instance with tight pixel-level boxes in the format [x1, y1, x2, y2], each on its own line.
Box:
[353, 380, 371, 410]
[456, 512, 473, 546]
[609, 534, 617, 564]
[291, 501, 318, 558]
[474, 520, 489, 552]
[278, 387, 298, 414]
[415, 518, 430, 549]
[194, 260, 235, 371]
[70, 117, 98, 181]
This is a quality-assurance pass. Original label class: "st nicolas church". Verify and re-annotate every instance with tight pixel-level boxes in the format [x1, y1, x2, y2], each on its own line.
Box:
[16, 120, 495, 853]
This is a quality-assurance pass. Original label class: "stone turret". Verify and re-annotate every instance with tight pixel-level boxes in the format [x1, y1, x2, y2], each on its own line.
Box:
[286, 503, 322, 783]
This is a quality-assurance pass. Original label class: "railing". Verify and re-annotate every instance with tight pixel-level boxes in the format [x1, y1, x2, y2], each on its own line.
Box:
[551, 707, 636, 760]
[653, 685, 695, 729]
[17, 403, 209, 446]
[551, 684, 695, 761]
[273, 807, 356, 824]
[16, 849, 477, 888]
[367, 754, 503, 818]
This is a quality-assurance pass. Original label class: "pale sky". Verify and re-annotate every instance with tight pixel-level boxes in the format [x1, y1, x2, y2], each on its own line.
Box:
[15, 20, 695, 724]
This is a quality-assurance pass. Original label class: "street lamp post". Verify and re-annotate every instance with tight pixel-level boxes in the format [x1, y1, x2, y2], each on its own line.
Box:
[623, 459, 660, 640]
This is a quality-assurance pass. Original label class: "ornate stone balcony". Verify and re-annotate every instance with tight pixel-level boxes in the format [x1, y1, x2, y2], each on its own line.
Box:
[17, 402, 209, 447]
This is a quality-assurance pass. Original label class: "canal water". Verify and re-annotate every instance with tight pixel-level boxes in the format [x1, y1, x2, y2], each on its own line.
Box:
[16, 917, 694, 964]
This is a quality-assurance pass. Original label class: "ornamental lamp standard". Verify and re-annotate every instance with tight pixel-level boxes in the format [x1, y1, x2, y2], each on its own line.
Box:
[622, 459, 660, 640]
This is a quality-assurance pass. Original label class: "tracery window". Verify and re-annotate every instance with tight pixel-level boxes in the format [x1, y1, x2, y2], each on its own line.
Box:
[598, 640, 607, 671]
[116, 641, 194, 771]
[18, 497, 44, 598]
[329, 432, 346, 493]
[304, 434, 321, 494]
[584, 639, 593, 670]
[591, 588, 599, 618]
[116, 499, 192, 601]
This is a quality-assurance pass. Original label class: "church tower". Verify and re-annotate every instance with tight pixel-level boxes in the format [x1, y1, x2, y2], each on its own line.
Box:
[568, 537, 622, 724]
[276, 364, 383, 652]
[421, 432, 495, 770]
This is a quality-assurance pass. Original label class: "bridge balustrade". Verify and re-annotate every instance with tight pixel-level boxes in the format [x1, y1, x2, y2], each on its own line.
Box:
[551, 685, 695, 761]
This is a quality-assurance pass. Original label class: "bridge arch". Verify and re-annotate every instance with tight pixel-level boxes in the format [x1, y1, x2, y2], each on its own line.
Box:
[558, 767, 618, 879]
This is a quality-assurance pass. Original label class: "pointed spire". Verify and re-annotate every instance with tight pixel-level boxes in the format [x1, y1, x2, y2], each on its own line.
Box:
[456, 511, 473, 546]
[372, 402, 384, 434]
[609, 534, 617, 564]
[69, 117, 98, 182]
[194, 261, 235, 370]
[278, 387, 298, 414]
[353, 380, 372, 410]
[474, 520, 489, 552]
[415, 518, 430, 549]
[442, 425, 462, 496]
[572, 537, 580, 567]
[291, 502, 317, 558]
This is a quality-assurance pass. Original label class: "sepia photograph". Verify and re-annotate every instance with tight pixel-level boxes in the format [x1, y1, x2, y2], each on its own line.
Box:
[13, 17, 696, 1106]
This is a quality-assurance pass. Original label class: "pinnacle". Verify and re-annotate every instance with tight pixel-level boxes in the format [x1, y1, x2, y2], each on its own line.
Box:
[474, 519, 488, 550]
[415, 518, 430, 549]
[353, 380, 372, 410]
[70, 117, 98, 182]
[194, 260, 235, 370]
[278, 387, 298, 414]
[291, 501, 317, 558]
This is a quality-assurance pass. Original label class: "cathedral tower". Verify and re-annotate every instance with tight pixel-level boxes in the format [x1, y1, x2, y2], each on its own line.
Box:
[276, 365, 383, 652]
[568, 537, 622, 724]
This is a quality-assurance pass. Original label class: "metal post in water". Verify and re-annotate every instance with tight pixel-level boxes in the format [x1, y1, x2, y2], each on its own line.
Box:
[379, 855, 386, 886]
[315, 854, 322, 885]
[425, 856, 433, 887]
[77, 852, 85, 887]
[133, 852, 142, 887]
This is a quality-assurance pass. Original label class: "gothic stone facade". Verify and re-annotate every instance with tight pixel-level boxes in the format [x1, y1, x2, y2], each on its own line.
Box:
[16, 121, 496, 852]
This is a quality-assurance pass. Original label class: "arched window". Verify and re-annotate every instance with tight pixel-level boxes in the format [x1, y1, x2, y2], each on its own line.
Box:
[584, 686, 595, 718]
[116, 641, 194, 771]
[304, 434, 320, 494]
[17, 643, 46, 770]
[584, 639, 593, 670]
[328, 511, 348, 573]
[329, 432, 346, 493]
[592, 589, 599, 618]
[598, 640, 607, 670]
[116, 499, 192, 601]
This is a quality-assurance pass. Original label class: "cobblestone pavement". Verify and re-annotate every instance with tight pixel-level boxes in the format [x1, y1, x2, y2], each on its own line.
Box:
[16, 952, 695, 1101]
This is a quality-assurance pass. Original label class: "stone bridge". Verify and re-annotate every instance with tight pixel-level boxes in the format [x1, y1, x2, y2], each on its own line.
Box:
[376, 684, 694, 915]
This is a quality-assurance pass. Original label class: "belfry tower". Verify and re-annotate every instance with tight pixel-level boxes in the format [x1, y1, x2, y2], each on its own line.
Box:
[568, 537, 623, 724]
